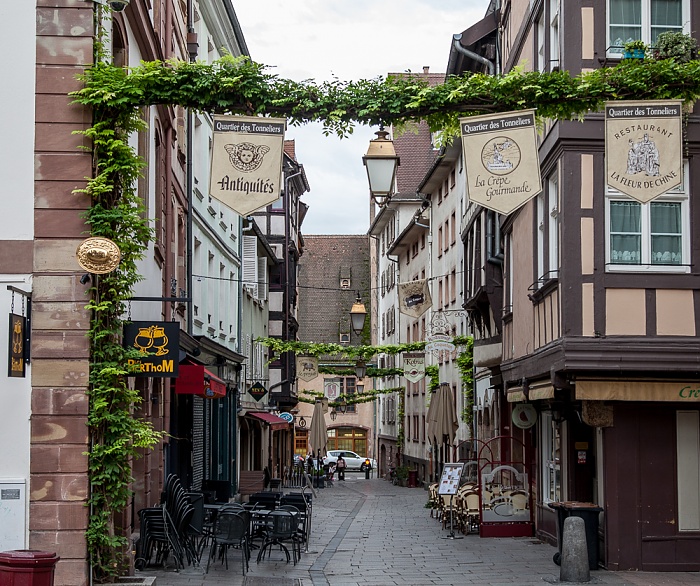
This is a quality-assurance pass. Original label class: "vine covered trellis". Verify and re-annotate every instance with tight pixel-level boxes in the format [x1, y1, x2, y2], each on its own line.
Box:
[70, 49, 700, 581]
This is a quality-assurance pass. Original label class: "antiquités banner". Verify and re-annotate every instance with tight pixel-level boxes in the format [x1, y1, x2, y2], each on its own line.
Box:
[398, 279, 432, 318]
[605, 100, 682, 203]
[210, 115, 286, 216]
[460, 109, 542, 214]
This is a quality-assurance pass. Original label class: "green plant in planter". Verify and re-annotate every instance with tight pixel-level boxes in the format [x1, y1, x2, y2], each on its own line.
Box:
[654, 31, 698, 63]
[624, 39, 648, 59]
[395, 465, 409, 485]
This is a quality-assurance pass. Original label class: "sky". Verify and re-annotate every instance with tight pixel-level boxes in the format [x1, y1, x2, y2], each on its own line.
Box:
[233, 1, 492, 234]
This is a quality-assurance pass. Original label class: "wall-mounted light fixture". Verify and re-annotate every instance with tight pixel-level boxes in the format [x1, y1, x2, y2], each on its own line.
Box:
[349, 292, 367, 335]
[362, 127, 400, 206]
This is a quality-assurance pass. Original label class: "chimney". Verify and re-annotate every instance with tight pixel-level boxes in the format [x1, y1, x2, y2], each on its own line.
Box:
[423, 66, 430, 74]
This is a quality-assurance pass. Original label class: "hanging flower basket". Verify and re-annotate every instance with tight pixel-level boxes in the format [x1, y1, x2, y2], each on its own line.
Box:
[623, 41, 647, 60]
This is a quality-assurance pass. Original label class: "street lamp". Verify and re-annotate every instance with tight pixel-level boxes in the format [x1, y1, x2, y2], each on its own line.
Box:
[354, 359, 367, 380]
[363, 127, 400, 206]
[350, 293, 367, 335]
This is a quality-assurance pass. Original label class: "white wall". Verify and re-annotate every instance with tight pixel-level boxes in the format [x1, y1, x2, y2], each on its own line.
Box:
[0, 0, 36, 549]
[0, 1, 35, 237]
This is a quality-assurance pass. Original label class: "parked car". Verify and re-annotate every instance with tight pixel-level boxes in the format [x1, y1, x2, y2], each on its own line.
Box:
[325, 450, 376, 471]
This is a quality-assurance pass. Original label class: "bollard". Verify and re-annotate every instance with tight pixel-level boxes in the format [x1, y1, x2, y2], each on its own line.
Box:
[364, 459, 371, 479]
[560, 516, 590, 583]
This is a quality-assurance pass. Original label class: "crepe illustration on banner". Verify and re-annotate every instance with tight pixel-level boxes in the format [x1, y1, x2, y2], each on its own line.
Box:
[460, 109, 542, 214]
[605, 100, 682, 203]
[296, 356, 318, 382]
[398, 279, 432, 318]
[210, 115, 286, 216]
[403, 352, 425, 383]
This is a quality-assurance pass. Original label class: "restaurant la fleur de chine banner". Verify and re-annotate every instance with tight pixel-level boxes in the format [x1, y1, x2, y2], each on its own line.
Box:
[605, 100, 683, 203]
[210, 115, 286, 216]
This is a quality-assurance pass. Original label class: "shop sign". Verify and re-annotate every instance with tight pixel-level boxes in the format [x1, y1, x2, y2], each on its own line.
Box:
[605, 100, 683, 203]
[296, 355, 318, 382]
[210, 115, 286, 216]
[398, 279, 432, 318]
[279, 412, 294, 424]
[512, 404, 537, 429]
[249, 382, 268, 402]
[123, 321, 179, 377]
[460, 109, 542, 214]
[8, 314, 26, 378]
[403, 352, 425, 383]
[324, 378, 341, 401]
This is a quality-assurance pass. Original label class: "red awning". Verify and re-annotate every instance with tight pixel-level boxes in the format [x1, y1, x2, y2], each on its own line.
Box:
[175, 364, 227, 399]
[247, 411, 291, 431]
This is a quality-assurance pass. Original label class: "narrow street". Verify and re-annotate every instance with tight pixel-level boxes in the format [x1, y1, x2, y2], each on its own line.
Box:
[141, 476, 700, 586]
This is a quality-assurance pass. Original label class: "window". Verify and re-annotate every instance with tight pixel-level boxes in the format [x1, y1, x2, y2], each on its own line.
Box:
[550, 0, 560, 67]
[548, 173, 559, 276]
[536, 11, 546, 72]
[541, 411, 561, 504]
[438, 227, 443, 257]
[608, 0, 687, 56]
[606, 171, 688, 271]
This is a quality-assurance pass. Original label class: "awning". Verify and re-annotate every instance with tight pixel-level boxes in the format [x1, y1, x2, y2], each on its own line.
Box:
[247, 411, 291, 431]
[576, 380, 700, 402]
[507, 388, 526, 403]
[175, 364, 227, 399]
[529, 383, 555, 401]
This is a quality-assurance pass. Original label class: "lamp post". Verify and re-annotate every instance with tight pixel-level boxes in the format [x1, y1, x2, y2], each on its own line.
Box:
[363, 127, 400, 206]
[350, 293, 367, 335]
[354, 359, 367, 380]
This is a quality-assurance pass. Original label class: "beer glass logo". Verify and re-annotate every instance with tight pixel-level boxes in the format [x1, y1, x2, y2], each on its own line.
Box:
[133, 325, 170, 356]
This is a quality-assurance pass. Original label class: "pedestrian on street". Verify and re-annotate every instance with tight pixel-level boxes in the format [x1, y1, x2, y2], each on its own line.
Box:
[336, 454, 346, 480]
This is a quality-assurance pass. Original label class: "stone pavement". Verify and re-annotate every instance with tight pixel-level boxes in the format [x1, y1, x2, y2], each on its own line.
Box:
[138, 474, 700, 586]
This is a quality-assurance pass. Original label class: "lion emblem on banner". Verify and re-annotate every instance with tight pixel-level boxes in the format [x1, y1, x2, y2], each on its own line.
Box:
[224, 142, 270, 172]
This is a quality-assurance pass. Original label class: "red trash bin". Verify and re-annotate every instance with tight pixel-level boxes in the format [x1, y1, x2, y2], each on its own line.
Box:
[0, 550, 60, 586]
[407, 469, 418, 488]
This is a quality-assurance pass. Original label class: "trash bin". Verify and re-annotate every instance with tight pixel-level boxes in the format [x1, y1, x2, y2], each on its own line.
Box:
[407, 470, 418, 488]
[0, 550, 60, 586]
[549, 501, 602, 570]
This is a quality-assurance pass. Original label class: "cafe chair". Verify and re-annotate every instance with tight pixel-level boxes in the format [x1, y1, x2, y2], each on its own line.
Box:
[206, 510, 250, 575]
[256, 510, 301, 565]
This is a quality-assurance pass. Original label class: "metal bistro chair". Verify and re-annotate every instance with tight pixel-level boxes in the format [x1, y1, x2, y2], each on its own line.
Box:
[206, 510, 250, 575]
[256, 510, 301, 565]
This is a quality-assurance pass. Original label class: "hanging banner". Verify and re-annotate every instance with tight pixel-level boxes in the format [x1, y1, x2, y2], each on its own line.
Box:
[123, 321, 180, 377]
[210, 115, 286, 216]
[324, 378, 341, 401]
[398, 279, 432, 318]
[8, 314, 26, 378]
[403, 352, 425, 383]
[605, 100, 683, 203]
[296, 355, 319, 382]
[460, 109, 542, 214]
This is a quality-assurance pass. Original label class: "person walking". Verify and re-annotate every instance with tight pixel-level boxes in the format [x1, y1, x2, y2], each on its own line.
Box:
[336, 454, 347, 481]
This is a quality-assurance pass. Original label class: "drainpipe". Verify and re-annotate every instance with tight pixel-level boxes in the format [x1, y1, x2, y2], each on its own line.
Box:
[452, 34, 496, 75]
[185, 0, 197, 333]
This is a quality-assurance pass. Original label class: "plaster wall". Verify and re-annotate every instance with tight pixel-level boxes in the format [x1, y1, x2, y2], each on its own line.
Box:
[1, 1, 35, 238]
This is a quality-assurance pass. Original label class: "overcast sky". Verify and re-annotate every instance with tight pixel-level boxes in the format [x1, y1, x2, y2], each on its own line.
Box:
[233, 1, 491, 234]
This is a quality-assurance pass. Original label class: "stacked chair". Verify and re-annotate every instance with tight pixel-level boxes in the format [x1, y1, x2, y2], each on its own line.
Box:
[135, 474, 199, 570]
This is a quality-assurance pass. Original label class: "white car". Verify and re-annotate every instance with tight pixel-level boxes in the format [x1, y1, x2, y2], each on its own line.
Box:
[325, 450, 377, 471]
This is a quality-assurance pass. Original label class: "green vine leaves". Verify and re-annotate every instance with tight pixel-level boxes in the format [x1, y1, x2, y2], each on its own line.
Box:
[74, 56, 700, 139]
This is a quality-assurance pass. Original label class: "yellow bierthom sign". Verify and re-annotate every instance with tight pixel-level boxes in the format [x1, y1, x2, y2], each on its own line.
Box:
[210, 115, 286, 216]
[460, 109, 541, 214]
[605, 100, 682, 203]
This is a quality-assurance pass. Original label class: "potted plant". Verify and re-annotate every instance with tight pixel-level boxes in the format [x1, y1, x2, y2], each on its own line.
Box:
[653, 31, 698, 63]
[394, 465, 409, 487]
[624, 39, 648, 59]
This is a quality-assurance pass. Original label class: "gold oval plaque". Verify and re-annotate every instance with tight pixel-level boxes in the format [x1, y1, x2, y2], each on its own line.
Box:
[76, 237, 121, 274]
